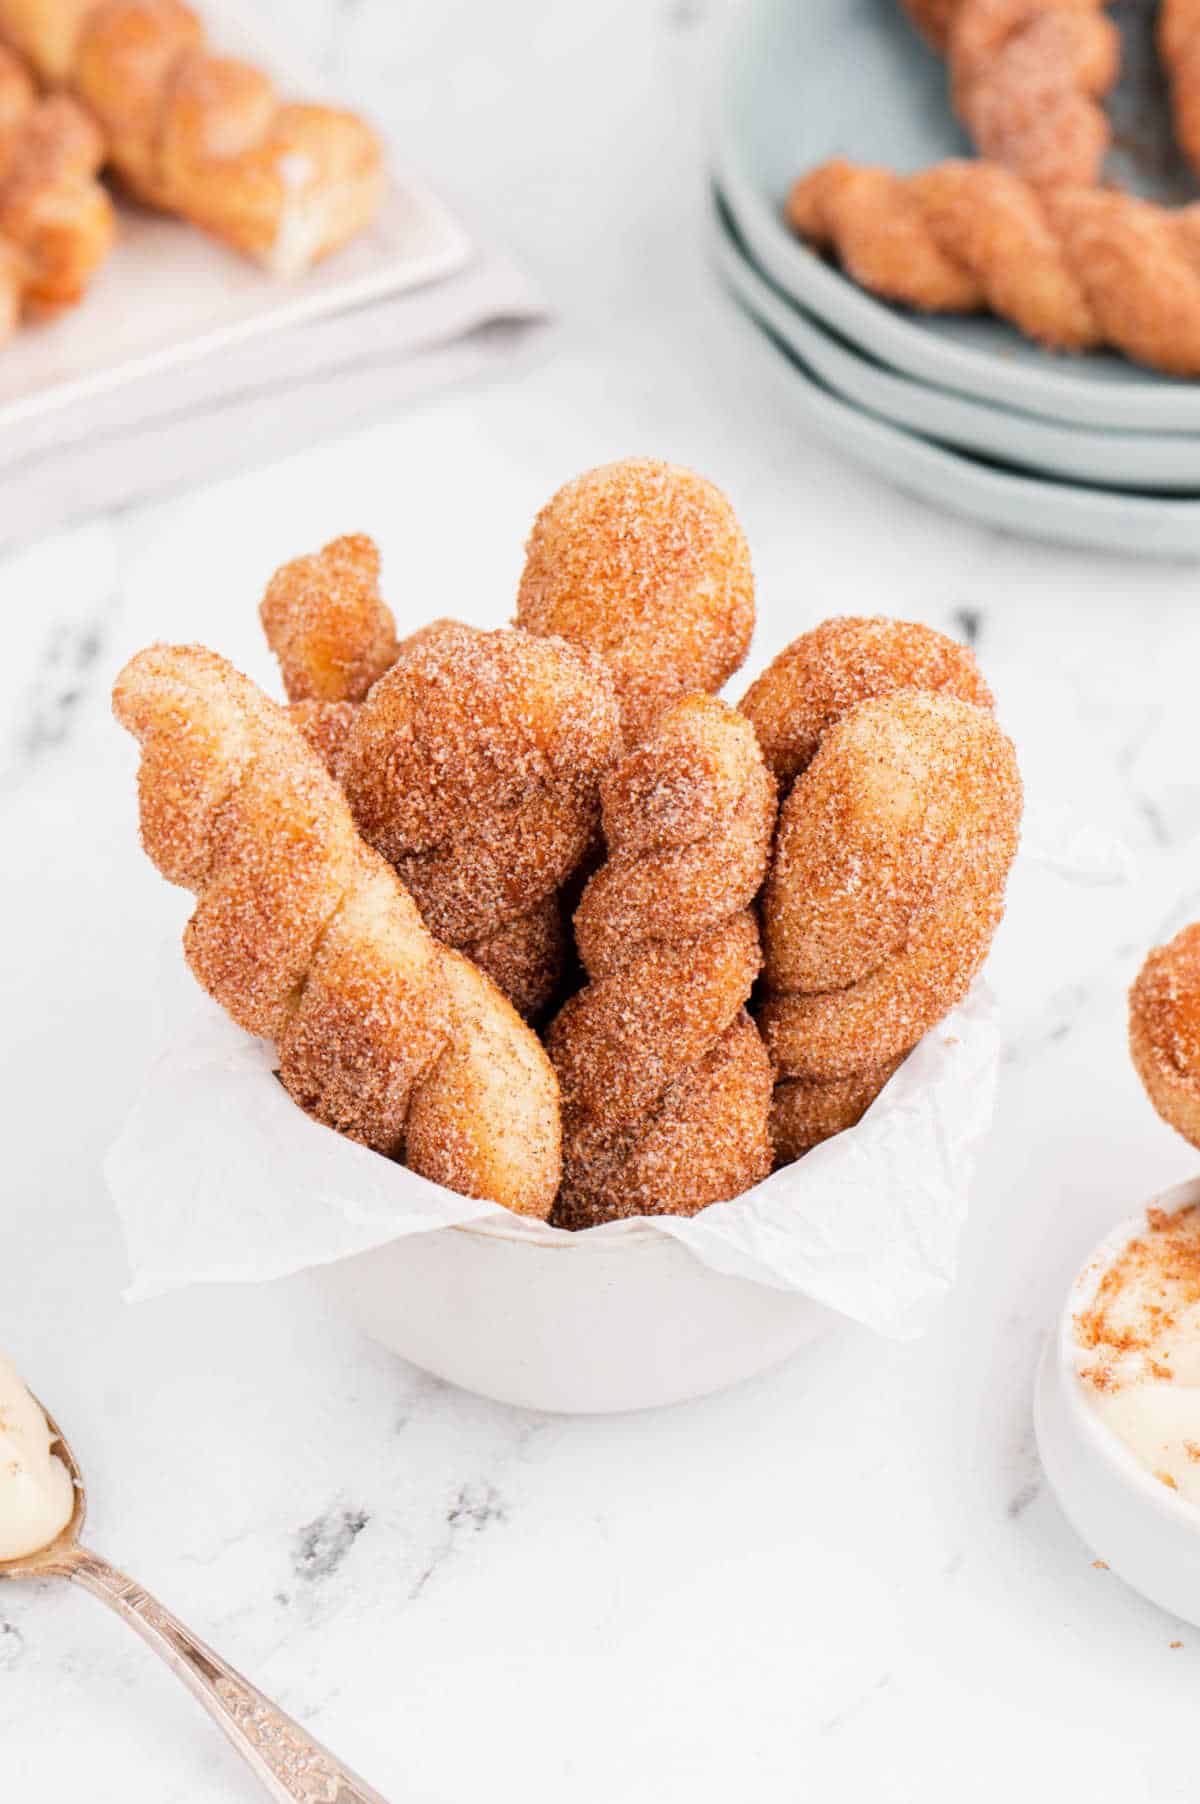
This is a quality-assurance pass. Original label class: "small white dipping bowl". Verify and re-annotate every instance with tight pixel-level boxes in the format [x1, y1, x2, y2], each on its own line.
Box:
[317, 1214, 837, 1416]
[1035, 1175, 1200, 1625]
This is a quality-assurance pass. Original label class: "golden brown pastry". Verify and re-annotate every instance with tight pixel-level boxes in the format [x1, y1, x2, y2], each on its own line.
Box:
[546, 694, 777, 1228]
[515, 459, 755, 745]
[1130, 924, 1200, 1150]
[786, 156, 1200, 377]
[770, 1058, 905, 1164]
[259, 537, 623, 1020]
[260, 534, 399, 705]
[112, 643, 561, 1219]
[741, 616, 993, 794]
[0, 0, 384, 273]
[758, 689, 1021, 1162]
[1161, 0, 1200, 181]
[900, 0, 962, 47]
[0, 43, 114, 326]
[901, 0, 1118, 189]
[335, 621, 621, 1019]
[742, 617, 997, 1163]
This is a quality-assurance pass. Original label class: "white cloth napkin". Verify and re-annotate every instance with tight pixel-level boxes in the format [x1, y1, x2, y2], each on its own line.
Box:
[0, 248, 548, 549]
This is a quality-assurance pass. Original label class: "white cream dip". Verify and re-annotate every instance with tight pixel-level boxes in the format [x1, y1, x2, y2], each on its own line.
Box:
[0, 1353, 75, 1560]
[1075, 1205, 1200, 1508]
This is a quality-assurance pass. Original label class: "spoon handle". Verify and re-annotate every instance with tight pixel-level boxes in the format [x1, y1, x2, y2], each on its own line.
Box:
[69, 1548, 393, 1803]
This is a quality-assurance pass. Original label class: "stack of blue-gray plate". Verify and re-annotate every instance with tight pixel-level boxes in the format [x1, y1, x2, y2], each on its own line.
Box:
[714, 0, 1200, 556]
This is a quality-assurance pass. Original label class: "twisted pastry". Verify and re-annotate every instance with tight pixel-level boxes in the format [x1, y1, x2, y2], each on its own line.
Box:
[786, 157, 1200, 376]
[0, 43, 113, 328]
[0, 0, 384, 274]
[741, 616, 994, 794]
[336, 623, 620, 1020]
[260, 536, 622, 1020]
[545, 695, 777, 1228]
[1162, 0, 1200, 182]
[515, 459, 755, 746]
[901, 0, 961, 47]
[1130, 924, 1200, 1150]
[902, 0, 1118, 189]
[113, 643, 561, 1218]
[260, 534, 399, 706]
[741, 618, 1000, 1162]
[759, 690, 1021, 1163]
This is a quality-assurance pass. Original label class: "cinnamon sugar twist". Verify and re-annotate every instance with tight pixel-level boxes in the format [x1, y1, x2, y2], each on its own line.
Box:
[546, 695, 777, 1228]
[1161, 0, 1200, 182]
[261, 536, 622, 1020]
[786, 156, 1200, 376]
[113, 643, 561, 1219]
[742, 618, 999, 1161]
[1130, 924, 1200, 1151]
[515, 459, 756, 746]
[0, 0, 384, 274]
[902, 0, 1118, 189]
[741, 615, 994, 794]
[758, 689, 1021, 1163]
[0, 42, 113, 329]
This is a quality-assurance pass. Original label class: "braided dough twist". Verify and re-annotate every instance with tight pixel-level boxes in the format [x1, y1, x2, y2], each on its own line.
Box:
[0, 0, 383, 273]
[758, 689, 1021, 1164]
[0, 43, 113, 331]
[786, 156, 1200, 376]
[515, 459, 755, 746]
[261, 535, 622, 1019]
[903, 0, 1118, 189]
[741, 615, 994, 794]
[113, 643, 561, 1218]
[742, 618, 998, 1161]
[1161, 0, 1200, 182]
[1130, 923, 1200, 1150]
[546, 695, 777, 1227]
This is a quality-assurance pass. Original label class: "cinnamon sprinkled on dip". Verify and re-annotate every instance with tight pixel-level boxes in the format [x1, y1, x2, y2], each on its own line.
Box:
[1075, 1205, 1200, 1506]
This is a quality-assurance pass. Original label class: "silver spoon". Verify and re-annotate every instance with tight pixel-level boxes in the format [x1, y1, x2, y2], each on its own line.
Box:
[0, 1397, 392, 1803]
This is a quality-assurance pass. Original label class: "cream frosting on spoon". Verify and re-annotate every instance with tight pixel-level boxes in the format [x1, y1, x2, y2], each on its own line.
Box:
[0, 1352, 75, 1560]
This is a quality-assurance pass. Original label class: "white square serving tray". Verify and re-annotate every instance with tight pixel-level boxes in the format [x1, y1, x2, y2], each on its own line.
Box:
[0, 0, 472, 435]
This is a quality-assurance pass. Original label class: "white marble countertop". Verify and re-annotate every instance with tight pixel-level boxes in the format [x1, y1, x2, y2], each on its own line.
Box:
[4, 1, 1200, 1798]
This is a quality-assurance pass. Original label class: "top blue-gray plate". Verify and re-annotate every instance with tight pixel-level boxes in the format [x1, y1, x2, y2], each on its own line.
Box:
[715, 0, 1200, 433]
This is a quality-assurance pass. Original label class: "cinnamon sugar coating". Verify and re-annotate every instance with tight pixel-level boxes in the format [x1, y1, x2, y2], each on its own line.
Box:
[337, 621, 621, 1016]
[547, 695, 776, 1228]
[261, 535, 399, 705]
[0, 0, 386, 274]
[901, 0, 960, 48]
[771, 1061, 903, 1165]
[760, 690, 1021, 1091]
[0, 44, 114, 326]
[1130, 924, 1200, 1150]
[288, 697, 359, 777]
[463, 895, 567, 1024]
[1162, 0, 1200, 181]
[515, 459, 755, 745]
[927, 0, 1119, 190]
[260, 536, 622, 1020]
[0, 0, 97, 83]
[113, 643, 560, 1218]
[741, 616, 992, 793]
[787, 156, 1200, 376]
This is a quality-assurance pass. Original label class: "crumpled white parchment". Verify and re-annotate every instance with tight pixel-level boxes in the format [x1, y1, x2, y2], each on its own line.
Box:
[105, 977, 1000, 1342]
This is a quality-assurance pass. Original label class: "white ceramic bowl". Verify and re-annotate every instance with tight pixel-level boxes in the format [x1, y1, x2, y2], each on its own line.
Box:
[1034, 1177, 1200, 1626]
[317, 1216, 836, 1415]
